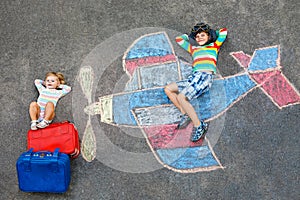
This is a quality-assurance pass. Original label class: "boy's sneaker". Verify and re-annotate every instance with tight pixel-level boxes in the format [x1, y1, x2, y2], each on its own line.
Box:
[30, 120, 38, 130]
[190, 121, 208, 142]
[177, 114, 191, 129]
[36, 119, 51, 129]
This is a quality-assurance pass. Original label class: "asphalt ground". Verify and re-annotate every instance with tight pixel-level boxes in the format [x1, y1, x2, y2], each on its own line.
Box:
[0, 0, 299, 199]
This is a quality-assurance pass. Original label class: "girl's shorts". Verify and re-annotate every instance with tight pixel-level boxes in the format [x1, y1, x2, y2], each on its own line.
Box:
[176, 71, 213, 101]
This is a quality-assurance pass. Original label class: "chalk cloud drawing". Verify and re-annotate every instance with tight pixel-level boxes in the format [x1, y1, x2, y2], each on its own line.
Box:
[79, 31, 300, 173]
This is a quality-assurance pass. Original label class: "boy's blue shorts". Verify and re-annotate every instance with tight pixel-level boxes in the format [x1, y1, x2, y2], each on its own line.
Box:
[176, 71, 213, 101]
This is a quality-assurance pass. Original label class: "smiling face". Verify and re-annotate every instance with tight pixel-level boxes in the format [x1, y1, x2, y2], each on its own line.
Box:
[45, 75, 60, 89]
[195, 31, 209, 46]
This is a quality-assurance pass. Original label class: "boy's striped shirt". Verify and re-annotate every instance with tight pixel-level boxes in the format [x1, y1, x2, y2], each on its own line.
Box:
[175, 28, 227, 74]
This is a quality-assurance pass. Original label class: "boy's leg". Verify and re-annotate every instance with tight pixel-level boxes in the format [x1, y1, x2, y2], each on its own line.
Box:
[164, 83, 185, 114]
[177, 93, 208, 142]
[177, 72, 213, 128]
[177, 93, 201, 127]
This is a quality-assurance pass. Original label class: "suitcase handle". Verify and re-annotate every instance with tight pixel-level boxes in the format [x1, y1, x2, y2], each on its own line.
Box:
[25, 148, 34, 156]
[22, 148, 60, 172]
[53, 148, 59, 158]
[51, 148, 60, 173]
[23, 148, 34, 171]
[24, 148, 34, 162]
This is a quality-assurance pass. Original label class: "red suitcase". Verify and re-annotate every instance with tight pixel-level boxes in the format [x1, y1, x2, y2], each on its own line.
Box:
[27, 121, 80, 158]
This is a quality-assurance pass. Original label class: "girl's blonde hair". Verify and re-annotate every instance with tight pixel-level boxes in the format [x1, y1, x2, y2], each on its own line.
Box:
[45, 72, 66, 84]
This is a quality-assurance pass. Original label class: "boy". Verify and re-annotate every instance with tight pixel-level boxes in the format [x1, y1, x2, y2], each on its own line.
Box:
[164, 22, 227, 142]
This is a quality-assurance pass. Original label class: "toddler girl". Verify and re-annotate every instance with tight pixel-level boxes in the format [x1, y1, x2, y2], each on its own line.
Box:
[29, 72, 71, 130]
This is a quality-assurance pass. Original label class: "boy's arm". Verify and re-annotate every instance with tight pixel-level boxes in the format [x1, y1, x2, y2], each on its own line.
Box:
[175, 34, 192, 53]
[215, 28, 228, 47]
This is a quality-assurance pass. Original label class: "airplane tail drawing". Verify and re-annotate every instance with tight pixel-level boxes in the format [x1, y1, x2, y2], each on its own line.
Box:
[231, 46, 300, 109]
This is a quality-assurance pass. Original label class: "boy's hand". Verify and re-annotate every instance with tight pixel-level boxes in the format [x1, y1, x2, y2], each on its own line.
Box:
[189, 37, 199, 46]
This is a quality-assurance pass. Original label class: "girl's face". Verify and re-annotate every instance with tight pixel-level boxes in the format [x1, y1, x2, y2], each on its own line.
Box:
[195, 32, 209, 46]
[45, 75, 60, 89]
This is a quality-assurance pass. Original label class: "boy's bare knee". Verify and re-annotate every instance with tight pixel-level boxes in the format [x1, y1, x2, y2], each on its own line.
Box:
[164, 83, 178, 93]
[164, 85, 170, 93]
[178, 93, 188, 101]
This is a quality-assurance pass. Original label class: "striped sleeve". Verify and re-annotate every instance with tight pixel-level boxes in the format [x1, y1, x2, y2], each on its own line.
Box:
[215, 28, 227, 47]
[34, 79, 44, 93]
[175, 34, 192, 53]
[59, 84, 72, 97]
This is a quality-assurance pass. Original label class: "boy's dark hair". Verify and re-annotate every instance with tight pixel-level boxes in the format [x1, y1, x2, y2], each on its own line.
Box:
[189, 22, 217, 46]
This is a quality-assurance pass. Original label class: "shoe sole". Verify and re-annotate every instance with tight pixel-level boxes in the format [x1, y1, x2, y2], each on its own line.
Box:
[36, 124, 49, 129]
[177, 118, 192, 130]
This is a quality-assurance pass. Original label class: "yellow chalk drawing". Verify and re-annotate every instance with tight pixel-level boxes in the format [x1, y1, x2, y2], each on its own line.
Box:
[99, 95, 113, 124]
[78, 66, 97, 162]
[84, 102, 102, 116]
[81, 119, 96, 162]
[78, 66, 93, 104]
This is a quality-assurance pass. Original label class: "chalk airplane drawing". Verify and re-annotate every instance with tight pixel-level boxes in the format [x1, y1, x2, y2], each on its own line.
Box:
[78, 32, 300, 173]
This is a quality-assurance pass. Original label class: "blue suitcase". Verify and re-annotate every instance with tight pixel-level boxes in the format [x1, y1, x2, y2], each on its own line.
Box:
[16, 148, 71, 193]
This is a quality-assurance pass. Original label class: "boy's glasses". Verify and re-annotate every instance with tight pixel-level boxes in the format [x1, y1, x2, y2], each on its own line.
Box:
[191, 23, 210, 34]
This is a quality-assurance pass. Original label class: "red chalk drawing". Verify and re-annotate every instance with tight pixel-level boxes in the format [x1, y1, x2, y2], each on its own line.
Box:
[124, 54, 176, 76]
[230, 51, 251, 68]
[251, 70, 300, 107]
[143, 124, 204, 149]
[231, 46, 300, 109]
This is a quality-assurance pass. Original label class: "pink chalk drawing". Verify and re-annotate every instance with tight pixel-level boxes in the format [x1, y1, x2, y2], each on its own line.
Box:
[231, 47, 300, 108]
[78, 32, 299, 173]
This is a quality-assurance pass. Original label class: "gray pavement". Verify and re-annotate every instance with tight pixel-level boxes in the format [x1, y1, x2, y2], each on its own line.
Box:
[1, 0, 299, 199]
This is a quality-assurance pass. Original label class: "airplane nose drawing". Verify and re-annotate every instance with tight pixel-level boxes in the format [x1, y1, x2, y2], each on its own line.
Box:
[80, 32, 300, 172]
